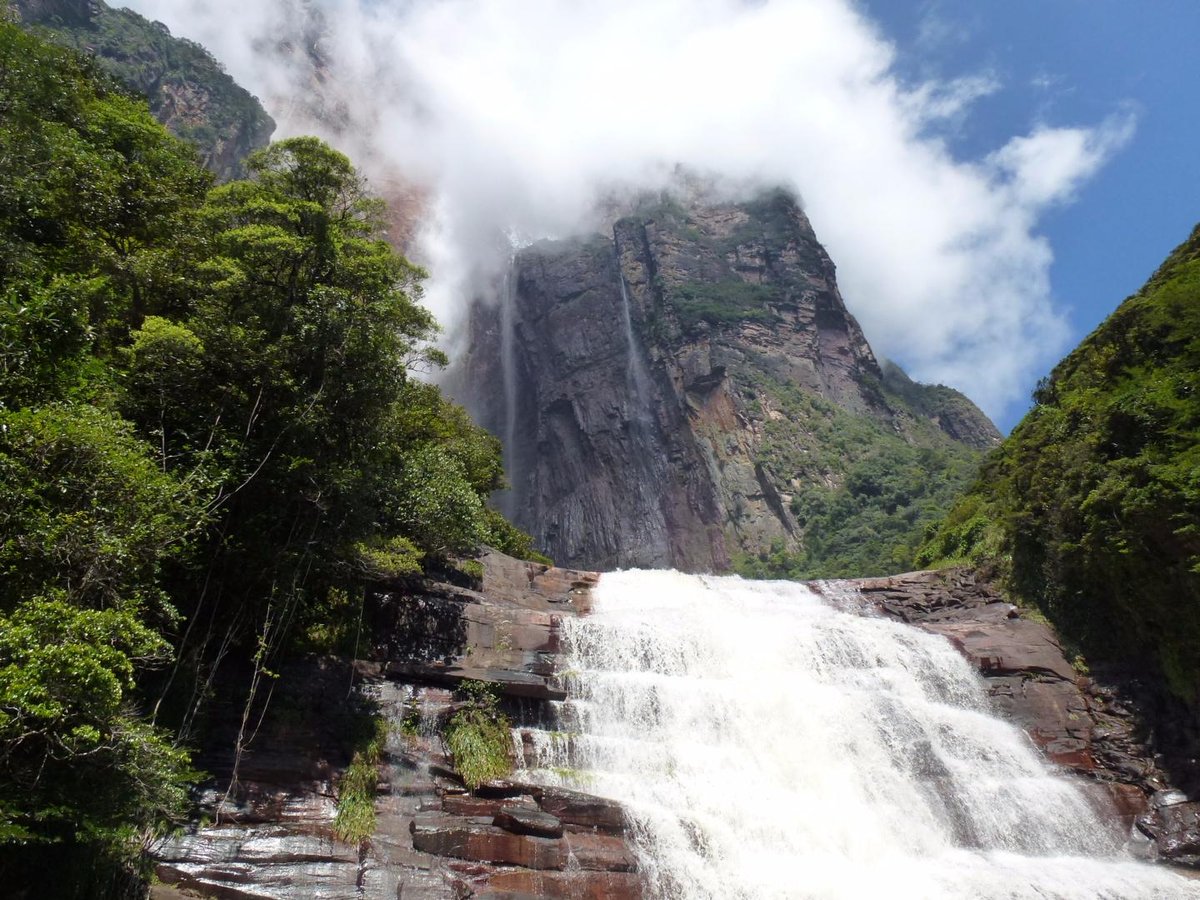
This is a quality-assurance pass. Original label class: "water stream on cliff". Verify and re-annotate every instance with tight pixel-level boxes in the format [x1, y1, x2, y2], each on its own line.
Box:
[497, 253, 520, 518]
[616, 264, 654, 426]
[520, 570, 1198, 899]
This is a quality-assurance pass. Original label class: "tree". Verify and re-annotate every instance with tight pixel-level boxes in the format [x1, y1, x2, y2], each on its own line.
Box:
[0, 406, 197, 881]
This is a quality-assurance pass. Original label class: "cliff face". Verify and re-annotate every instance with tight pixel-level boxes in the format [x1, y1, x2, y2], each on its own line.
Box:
[454, 189, 999, 574]
[12, 0, 274, 180]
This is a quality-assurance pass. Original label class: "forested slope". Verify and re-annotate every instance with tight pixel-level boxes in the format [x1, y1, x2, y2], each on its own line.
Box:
[12, 0, 275, 179]
[0, 21, 535, 894]
[919, 223, 1200, 705]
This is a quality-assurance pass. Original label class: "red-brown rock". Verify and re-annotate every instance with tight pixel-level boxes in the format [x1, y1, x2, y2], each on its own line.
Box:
[410, 813, 566, 870]
[566, 832, 638, 872]
[534, 786, 627, 833]
[485, 869, 644, 900]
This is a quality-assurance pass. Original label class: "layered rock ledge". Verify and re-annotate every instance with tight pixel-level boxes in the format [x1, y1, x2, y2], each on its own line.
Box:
[152, 551, 640, 899]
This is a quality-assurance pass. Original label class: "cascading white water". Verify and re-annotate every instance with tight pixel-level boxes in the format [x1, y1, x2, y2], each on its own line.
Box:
[520, 570, 1200, 899]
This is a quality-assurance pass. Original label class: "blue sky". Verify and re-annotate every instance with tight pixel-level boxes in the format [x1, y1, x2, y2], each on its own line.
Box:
[126, 0, 1196, 432]
[862, 0, 1200, 427]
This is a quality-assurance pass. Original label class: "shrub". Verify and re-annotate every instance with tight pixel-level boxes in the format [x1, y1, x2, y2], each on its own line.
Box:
[442, 681, 512, 790]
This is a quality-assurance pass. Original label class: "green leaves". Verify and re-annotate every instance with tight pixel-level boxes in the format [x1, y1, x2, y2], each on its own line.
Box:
[0, 598, 166, 747]
[442, 681, 512, 790]
[0, 595, 191, 849]
[0, 24, 537, 884]
[390, 445, 490, 555]
[0, 405, 201, 617]
[919, 223, 1200, 702]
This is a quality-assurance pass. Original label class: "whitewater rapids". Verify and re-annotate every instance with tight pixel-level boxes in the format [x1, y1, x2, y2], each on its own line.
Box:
[517, 569, 1200, 899]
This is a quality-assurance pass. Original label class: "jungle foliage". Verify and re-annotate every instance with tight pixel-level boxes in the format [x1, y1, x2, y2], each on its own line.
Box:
[12, 0, 275, 180]
[918, 223, 1200, 702]
[0, 21, 534, 890]
[731, 363, 986, 579]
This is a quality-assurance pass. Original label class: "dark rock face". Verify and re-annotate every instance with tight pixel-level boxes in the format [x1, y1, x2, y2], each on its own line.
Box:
[1139, 797, 1200, 867]
[457, 237, 728, 572]
[452, 189, 999, 573]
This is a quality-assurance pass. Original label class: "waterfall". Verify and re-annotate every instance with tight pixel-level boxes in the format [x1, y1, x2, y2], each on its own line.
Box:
[617, 262, 654, 426]
[497, 253, 520, 518]
[520, 570, 1199, 899]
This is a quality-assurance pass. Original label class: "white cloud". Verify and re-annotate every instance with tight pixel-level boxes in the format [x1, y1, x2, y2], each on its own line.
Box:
[988, 113, 1136, 208]
[121, 0, 1133, 423]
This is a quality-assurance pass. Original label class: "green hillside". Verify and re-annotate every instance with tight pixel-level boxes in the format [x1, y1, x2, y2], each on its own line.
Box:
[919, 223, 1200, 701]
[11, 0, 274, 179]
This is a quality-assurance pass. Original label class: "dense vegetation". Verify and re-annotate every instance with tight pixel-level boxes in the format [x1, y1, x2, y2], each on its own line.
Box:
[13, 0, 274, 180]
[732, 363, 986, 579]
[918, 224, 1200, 702]
[0, 21, 531, 892]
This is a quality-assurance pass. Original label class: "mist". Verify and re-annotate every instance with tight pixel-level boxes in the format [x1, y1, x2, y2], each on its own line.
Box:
[121, 0, 1133, 423]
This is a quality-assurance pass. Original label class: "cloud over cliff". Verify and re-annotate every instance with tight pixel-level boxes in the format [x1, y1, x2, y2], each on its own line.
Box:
[123, 0, 1132, 422]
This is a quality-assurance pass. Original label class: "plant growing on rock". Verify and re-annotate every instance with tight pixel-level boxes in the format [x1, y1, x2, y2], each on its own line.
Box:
[442, 680, 513, 790]
[333, 716, 390, 845]
[919, 222, 1200, 704]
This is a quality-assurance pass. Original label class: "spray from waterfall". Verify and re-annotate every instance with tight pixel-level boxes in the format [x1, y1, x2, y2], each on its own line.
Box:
[519, 570, 1199, 899]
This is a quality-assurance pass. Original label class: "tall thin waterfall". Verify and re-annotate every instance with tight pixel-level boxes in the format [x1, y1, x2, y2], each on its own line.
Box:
[617, 263, 653, 425]
[520, 570, 1199, 899]
[497, 253, 520, 517]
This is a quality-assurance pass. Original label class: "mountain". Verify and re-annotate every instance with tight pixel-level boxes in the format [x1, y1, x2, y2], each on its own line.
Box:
[452, 186, 999, 576]
[919, 223, 1200, 720]
[11, 0, 274, 180]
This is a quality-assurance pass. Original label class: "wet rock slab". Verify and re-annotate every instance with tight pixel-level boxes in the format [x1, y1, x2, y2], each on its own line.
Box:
[494, 805, 565, 838]
[411, 814, 566, 870]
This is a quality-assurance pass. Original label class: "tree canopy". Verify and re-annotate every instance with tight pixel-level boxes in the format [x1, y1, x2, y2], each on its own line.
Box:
[0, 19, 537, 892]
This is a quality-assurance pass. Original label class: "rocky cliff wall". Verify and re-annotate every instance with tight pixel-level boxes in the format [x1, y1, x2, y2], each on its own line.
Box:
[453, 189, 999, 575]
[151, 552, 644, 900]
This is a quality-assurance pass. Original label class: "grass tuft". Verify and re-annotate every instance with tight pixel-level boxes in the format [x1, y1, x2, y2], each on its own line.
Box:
[333, 716, 389, 844]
